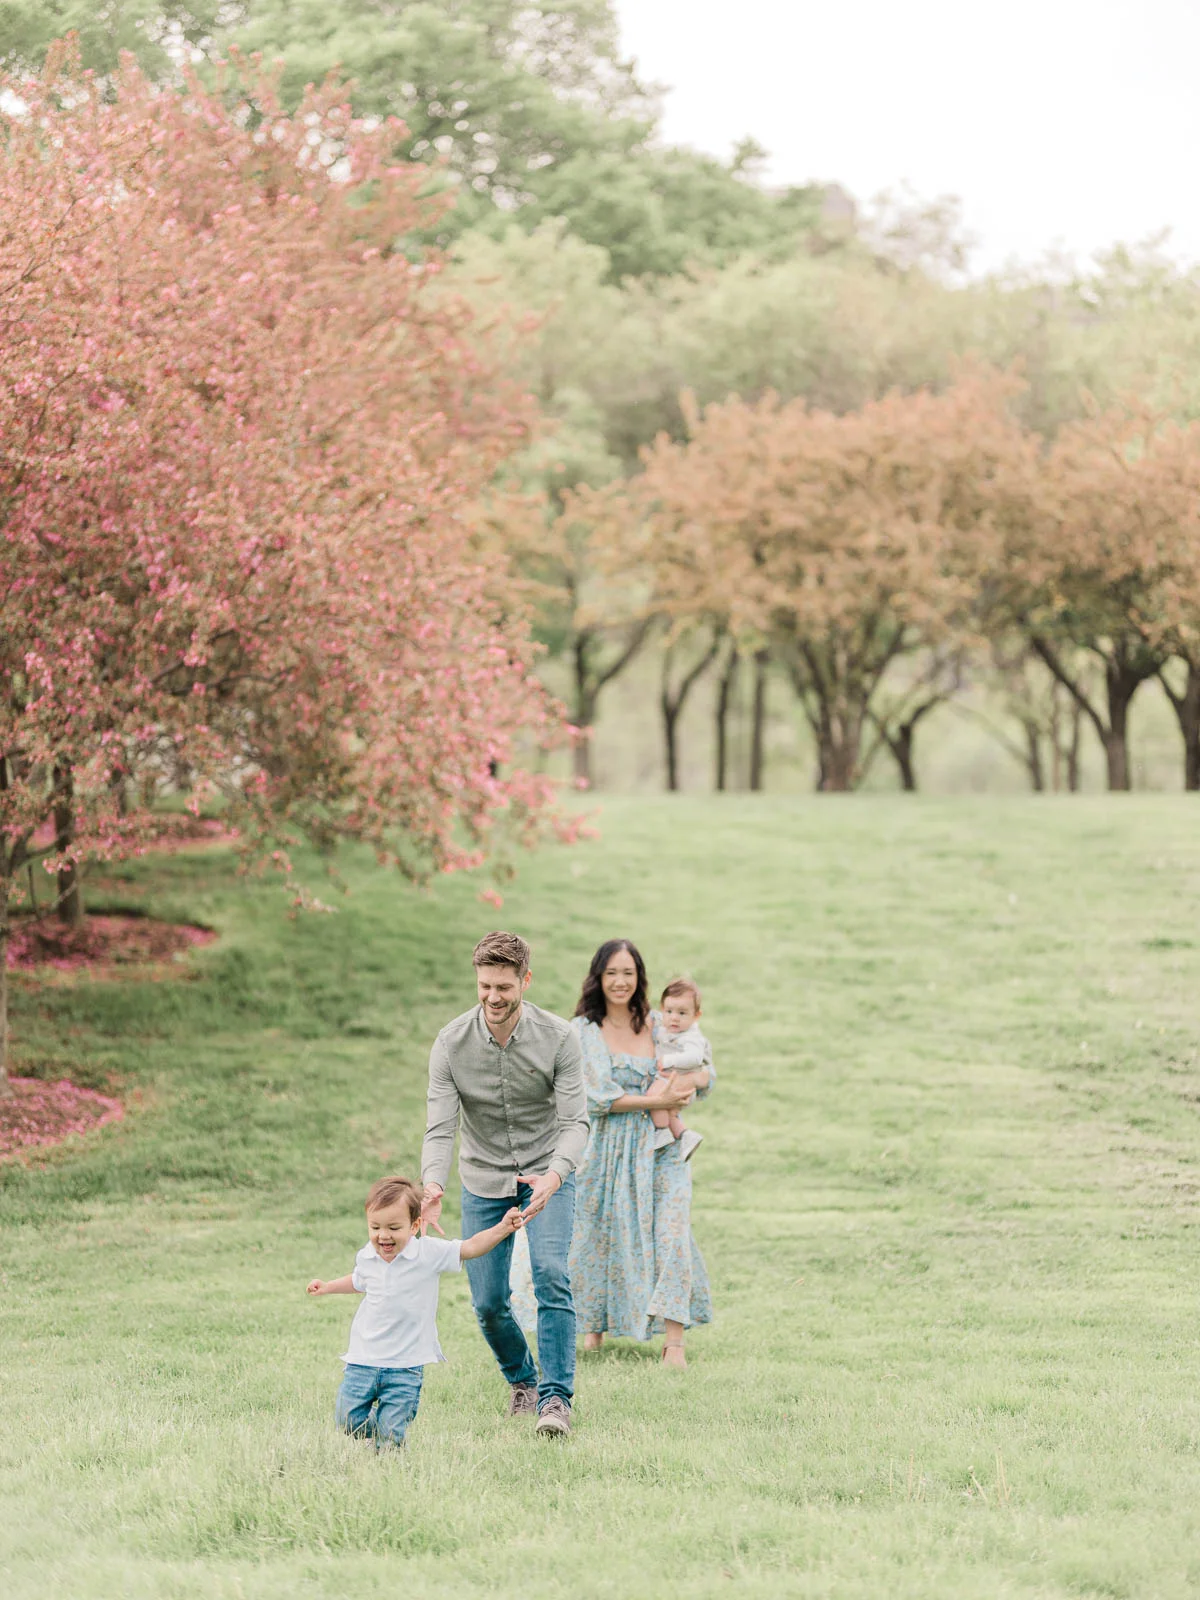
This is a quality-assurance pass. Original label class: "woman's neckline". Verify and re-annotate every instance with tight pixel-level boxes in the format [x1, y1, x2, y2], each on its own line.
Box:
[597, 1014, 656, 1062]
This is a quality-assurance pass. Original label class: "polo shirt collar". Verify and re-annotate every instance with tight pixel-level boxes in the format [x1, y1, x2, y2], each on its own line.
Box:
[367, 1238, 420, 1262]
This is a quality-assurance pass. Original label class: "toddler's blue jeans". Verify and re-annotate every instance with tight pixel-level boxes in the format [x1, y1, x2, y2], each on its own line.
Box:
[335, 1363, 423, 1447]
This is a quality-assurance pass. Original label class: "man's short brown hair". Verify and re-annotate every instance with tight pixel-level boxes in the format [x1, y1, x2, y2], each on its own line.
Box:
[473, 931, 531, 975]
[661, 976, 702, 1009]
[364, 1175, 422, 1222]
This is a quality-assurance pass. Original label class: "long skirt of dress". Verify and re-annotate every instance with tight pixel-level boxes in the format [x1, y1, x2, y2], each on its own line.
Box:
[569, 1064, 713, 1340]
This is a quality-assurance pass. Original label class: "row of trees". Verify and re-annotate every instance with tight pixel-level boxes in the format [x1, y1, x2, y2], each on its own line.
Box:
[0, 47, 573, 1085]
[498, 375, 1200, 795]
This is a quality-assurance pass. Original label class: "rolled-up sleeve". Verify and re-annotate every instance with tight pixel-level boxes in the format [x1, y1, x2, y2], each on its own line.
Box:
[421, 1034, 460, 1192]
[547, 1026, 590, 1182]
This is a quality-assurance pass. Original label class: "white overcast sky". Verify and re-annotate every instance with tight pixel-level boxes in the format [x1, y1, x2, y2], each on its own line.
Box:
[614, 0, 1200, 274]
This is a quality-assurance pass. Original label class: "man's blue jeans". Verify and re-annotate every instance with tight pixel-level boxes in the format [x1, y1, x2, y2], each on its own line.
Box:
[335, 1363, 423, 1447]
[461, 1175, 576, 1409]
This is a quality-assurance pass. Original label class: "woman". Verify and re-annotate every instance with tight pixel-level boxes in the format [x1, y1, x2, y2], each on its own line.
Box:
[568, 938, 714, 1367]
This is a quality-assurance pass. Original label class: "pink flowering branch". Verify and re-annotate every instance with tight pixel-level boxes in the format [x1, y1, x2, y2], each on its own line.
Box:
[0, 41, 574, 1084]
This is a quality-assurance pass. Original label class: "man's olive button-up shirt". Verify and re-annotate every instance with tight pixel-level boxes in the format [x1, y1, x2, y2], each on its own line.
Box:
[420, 1001, 590, 1200]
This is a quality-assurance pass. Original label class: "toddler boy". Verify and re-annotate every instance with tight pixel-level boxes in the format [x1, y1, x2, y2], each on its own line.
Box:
[307, 1174, 521, 1447]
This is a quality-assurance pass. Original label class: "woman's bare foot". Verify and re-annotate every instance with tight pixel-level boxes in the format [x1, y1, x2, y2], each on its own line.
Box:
[662, 1341, 686, 1368]
[583, 1332, 605, 1354]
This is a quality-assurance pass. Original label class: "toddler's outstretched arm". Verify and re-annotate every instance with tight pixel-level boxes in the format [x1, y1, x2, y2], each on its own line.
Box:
[307, 1273, 358, 1295]
[461, 1206, 524, 1261]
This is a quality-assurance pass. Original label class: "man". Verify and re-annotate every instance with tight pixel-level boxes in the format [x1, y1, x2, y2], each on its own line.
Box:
[421, 931, 589, 1438]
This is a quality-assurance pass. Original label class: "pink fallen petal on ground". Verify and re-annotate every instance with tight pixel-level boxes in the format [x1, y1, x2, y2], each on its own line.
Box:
[0, 1077, 123, 1158]
[7, 914, 217, 972]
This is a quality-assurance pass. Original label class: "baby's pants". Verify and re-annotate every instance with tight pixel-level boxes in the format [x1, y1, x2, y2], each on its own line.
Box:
[335, 1363, 423, 1447]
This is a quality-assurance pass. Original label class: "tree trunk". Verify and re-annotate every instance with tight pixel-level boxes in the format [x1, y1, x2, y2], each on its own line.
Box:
[1103, 669, 1137, 792]
[660, 634, 721, 793]
[662, 699, 681, 792]
[1159, 659, 1200, 792]
[888, 725, 917, 792]
[821, 732, 860, 792]
[749, 649, 769, 792]
[714, 648, 739, 792]
[1066, 700, 1082, 792]
[1048, 684, 1063, 792]
[1021, 719, 1045, 792]
[572, 635, 596, 788]
[572, 697, 596, 787]
[571, 620, 652, 790]
[0, 912, 9, 1095]
[1029, 637, 1153, 794]
[53, 771, 84, 928]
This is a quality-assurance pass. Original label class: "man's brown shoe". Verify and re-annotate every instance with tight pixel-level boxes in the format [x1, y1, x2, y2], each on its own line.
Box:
[508, 1383, 538, 1418]
[535, 1396, 571, 1438]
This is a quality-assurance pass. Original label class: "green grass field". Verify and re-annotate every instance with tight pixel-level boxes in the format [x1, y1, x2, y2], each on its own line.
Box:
[3, 796, 1200, 1599]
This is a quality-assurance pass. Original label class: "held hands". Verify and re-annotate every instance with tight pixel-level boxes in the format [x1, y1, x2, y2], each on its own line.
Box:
[500, 1205, 525, 1235]
[517, 1169, 562, 1222]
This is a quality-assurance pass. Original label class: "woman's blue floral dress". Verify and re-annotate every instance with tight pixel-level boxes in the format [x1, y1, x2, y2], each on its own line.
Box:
[568, 1012, 714, 1340]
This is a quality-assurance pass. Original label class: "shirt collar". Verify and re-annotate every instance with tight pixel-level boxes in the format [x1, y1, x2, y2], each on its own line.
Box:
[477, 1001, 525, 1048]
[368, 1237, 420, 1263]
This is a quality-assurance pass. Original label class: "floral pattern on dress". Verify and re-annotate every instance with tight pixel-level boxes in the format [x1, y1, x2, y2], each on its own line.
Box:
[567, 1011, 713, 1340]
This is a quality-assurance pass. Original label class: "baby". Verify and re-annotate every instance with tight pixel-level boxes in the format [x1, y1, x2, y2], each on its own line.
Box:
[650, 977, 713, 1162]
[307, 1174, 521, 1447]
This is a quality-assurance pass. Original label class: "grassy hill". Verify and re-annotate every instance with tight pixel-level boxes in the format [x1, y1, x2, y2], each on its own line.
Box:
[3, 796, 1200, 1598]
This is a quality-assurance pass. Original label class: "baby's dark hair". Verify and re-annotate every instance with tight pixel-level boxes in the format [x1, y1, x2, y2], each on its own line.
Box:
[661, 976, 701, 1009]
[365, 1175, 422, 1223]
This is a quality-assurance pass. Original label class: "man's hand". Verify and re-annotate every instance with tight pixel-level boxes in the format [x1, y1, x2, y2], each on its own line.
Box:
[518, 1169, 562, 1222]
[420, 1184, 446, 1237]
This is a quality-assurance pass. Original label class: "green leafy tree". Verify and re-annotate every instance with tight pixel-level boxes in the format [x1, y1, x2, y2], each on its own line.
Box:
[0, 2, 225, 76]
[1, 2, 822, 277]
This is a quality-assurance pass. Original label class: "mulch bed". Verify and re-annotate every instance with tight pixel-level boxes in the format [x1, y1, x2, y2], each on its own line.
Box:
[0, 1075, 123, 1158]
[2, 835, 226, 1158]
[141, 814, 238, 853]
[6, 913, 217, 972]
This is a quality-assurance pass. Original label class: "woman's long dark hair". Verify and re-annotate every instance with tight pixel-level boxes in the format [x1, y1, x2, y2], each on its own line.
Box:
[575, 939, 650, 1034]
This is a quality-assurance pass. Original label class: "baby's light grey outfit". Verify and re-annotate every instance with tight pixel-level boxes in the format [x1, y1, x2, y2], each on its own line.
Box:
[654, 1023, 712, 1159]
[658, 1022, 712, 1076]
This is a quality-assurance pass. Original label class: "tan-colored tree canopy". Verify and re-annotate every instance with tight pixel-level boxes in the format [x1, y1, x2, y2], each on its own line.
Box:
[622, 373, 1033, 789]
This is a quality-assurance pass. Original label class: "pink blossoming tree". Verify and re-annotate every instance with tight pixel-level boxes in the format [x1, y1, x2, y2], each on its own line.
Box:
[0, 42, 568, 1089]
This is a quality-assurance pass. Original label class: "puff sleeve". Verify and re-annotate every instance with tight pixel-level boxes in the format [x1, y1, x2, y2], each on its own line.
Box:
[574, 1016, 626, 1116]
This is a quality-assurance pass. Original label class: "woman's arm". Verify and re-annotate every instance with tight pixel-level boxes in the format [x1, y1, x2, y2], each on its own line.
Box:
[657, 1063, 711, 1091]
[608, 1078, 694, 1115]
[307, 1274, 359, 1295]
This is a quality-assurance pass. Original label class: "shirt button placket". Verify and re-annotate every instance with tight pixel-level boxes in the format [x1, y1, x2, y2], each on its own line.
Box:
[497, 1040, 519, 1183]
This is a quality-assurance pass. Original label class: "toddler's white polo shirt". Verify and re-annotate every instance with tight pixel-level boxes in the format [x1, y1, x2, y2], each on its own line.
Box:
[342, 1235, 462, 1368]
